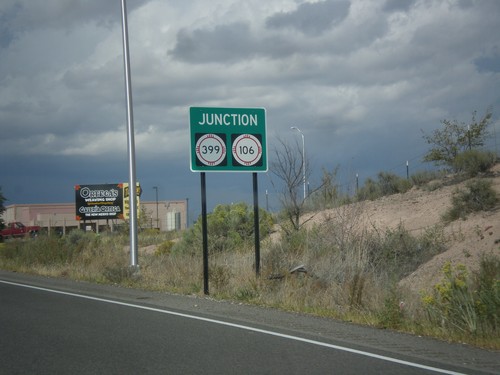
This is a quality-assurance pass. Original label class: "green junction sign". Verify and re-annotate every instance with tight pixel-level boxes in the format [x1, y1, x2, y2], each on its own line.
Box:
[189, 107, 267, 172]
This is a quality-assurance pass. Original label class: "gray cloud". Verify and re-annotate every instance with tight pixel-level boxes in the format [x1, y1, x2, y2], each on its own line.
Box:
[170, 22, 257, 63]
[266, 0, 350, 36]
[382, 0, 417, 13]
[169, 22, 297, 64]
[0, 0, 499, 211]
[475, 48, 500, 73]
[0, 2, 21, 48]
[0, 0, 148, 34]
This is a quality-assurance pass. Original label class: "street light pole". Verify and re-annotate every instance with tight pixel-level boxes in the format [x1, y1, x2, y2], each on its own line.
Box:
[153, 186, 159, 230]
[121, 0, 138, 268]
[291, 126, 306, 201]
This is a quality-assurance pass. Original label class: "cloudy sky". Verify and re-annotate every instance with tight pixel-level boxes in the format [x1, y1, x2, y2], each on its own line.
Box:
[1, 0, 499, 217]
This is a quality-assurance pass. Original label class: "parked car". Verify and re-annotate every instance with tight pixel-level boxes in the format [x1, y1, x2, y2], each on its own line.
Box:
[0, 222, 41, 241]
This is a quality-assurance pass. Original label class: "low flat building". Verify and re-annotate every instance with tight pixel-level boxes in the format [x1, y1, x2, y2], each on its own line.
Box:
[1, 200, 187, 235]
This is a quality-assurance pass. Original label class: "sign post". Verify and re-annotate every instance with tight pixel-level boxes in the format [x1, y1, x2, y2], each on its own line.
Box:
[190, 107, 267, 294]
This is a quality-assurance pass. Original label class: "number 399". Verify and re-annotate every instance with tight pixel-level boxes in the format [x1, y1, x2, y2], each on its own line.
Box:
[201, 145, 221, 154]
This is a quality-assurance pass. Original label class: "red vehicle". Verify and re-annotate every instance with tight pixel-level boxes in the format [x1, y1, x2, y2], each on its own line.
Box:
[0, 222, 41, 241]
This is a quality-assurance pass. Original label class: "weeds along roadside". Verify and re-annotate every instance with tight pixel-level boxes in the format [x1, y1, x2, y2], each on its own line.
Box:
[0, 217, 498, 350]
[0, 160, 498, 348]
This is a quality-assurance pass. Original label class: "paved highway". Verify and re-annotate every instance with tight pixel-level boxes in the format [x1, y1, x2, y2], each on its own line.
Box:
[0, 270, 498, 374]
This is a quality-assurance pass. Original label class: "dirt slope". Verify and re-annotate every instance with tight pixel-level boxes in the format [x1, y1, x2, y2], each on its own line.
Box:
[307, 164, 500, 293]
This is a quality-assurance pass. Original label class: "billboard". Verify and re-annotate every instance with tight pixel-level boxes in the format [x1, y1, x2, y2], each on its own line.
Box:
[75, 184, 123, 220]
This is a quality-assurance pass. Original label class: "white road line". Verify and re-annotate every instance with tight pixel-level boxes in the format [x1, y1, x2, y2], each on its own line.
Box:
[0, 279, 465, 375]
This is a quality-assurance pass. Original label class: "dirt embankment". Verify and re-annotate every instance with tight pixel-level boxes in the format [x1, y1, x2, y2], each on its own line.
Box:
[304, 164, 500, 293]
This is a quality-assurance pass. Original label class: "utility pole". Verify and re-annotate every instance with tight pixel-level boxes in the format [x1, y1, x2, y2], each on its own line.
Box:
[153, 186, 159, 230]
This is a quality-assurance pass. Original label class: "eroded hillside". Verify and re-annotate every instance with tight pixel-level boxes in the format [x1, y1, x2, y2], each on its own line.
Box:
[304, 163, 500, 293]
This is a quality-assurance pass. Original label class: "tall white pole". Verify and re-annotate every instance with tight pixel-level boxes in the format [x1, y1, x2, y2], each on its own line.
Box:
[153, 186, 159, 229]
[121, 0, 138, 268]
[291, 126, 306, 201]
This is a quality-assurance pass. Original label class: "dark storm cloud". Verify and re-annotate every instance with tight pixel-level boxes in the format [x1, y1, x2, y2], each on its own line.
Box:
[0, 2, 21, 48]
[1, 0, 499, 211]
[266, 0, 350, 36]
[382, 0, 417, 13]
[170, 22, 296, 63]
[475, 48, 500, 73]
[1, 1, 148, 32]
[0, 0, 149, 50]
[170, 22, 256, 63]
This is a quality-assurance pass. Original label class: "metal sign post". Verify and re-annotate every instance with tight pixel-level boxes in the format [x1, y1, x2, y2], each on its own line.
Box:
[190, 107, 267, 294]
[253, 173, 260, 276]
[200, 173, 209, 295]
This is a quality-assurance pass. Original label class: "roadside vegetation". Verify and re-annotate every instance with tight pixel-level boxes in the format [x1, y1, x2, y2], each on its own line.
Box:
[1, 159, 498, 348]
[1, 111, 499, 349]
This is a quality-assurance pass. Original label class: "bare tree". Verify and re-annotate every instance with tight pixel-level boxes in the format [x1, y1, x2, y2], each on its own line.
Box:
[269, 137, 312, 232]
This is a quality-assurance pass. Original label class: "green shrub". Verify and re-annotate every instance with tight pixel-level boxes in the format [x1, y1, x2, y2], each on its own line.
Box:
[422, 256, 499, 336]
[377, 171, 412, 196]
[347, 272, 366, 308]
[443, 179, 498, 222]
[474, 254, 500, 332]
[210, 264, 232, 291]
[139, 228, 174, 247]
[235, 285, 258, 302]
[367, 224, 446, 280]
[65, 229, 87, 245]
[452, 151, 497, 177]
[173, 203, 274, 255]
[410, 170, 446, 187]
[356, 172, 412, 201]
[155, 240, 175, 256]
[0, 235, 68, 266]
[377, 285, 404, 329]
[356, 177, 380, 201]
[263, 228, 308, 277]
[103, 265, 134, 284]
[422, 262, 478, 334]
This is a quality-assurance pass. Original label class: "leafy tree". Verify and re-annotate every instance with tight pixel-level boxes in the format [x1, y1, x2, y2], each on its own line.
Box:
[174, 202, 274, 254]
[422, 110, 492, 170]
[0, 187, 6, 230]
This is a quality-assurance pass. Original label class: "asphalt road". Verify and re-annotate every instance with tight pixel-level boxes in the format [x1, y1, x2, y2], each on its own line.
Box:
[0, 270, 498, 374]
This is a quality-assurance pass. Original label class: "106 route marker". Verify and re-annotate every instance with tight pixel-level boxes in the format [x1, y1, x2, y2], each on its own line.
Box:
[232, 134, 262, 166]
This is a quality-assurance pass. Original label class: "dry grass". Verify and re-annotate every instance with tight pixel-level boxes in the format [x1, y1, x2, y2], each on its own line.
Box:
[1, 227, 498, 349]
[1, 166, 499, 349]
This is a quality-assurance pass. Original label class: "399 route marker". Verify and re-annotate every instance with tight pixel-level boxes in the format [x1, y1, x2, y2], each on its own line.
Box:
[195, 133, 226, 166]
